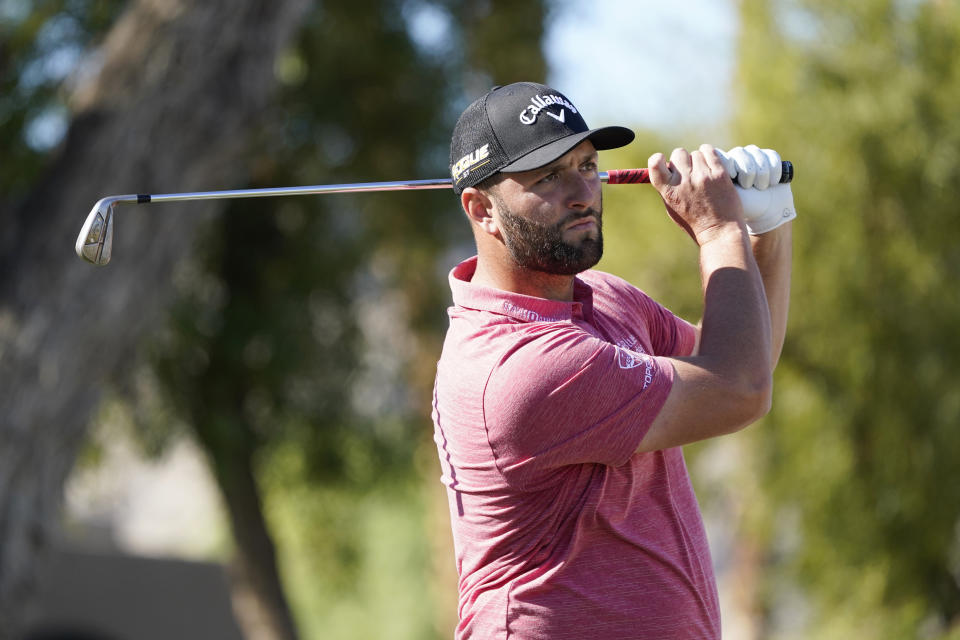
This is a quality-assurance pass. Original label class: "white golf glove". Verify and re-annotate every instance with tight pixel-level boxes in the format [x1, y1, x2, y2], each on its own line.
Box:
[716, 145, 797, 235]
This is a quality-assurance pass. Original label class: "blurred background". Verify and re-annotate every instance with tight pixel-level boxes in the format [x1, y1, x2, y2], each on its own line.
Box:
[2, 0, 959, 638]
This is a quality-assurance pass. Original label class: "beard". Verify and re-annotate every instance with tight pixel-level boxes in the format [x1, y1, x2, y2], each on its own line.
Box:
[493, 193, 604, 276]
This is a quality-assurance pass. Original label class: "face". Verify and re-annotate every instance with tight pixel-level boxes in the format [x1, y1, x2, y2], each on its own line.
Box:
[488, 141, 604, 275]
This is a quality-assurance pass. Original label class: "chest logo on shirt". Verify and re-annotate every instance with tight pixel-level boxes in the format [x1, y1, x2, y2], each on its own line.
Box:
[501, 301, 564, 323]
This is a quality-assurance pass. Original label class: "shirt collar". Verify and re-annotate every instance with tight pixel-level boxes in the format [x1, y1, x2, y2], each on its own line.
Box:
[449, 256, 594, 323]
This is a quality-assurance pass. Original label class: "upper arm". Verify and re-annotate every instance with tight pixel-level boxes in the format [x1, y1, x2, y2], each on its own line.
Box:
[635, 354, 771, 453]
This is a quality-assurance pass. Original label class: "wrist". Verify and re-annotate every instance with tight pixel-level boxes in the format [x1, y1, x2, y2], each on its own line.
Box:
[750, 219, 791, 245]
[694, 220, 748, 248]
[750, 220, 792, 264]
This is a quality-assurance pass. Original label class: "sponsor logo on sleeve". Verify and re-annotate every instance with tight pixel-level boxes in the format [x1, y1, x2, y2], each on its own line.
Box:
[615, 336, 654, 389]
[615, 346, 644, 370]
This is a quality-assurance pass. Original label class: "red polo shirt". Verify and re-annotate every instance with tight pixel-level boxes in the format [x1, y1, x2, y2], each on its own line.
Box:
[432, 256, 720, 639]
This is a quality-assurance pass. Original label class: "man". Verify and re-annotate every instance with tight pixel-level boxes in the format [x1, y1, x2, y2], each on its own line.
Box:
[431, 81, 793, 639]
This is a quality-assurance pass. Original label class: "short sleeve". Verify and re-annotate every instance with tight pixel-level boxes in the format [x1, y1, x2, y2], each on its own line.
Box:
[641, 296, 697, 357]
[482, 324, 675, 490]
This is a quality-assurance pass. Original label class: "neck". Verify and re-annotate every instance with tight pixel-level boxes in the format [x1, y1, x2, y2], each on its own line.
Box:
[471, 255, 577, 301]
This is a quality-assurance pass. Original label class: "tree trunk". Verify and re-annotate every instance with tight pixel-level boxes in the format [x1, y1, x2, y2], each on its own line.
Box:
[213, 441, 300, 640]
[0, 0, 309, 635]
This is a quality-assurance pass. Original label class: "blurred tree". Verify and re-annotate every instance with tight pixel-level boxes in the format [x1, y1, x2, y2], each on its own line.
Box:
[142, 2, 455, 636]
[1, 0, 549, 637]
[452, 0, 549, 94]
[0, 0, 310, 635]
[137, 1, 551, 638]
[731, 1, 960, 637]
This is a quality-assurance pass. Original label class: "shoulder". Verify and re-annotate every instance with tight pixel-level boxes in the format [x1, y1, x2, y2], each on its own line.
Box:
[486, 320, 602, 383]
[579, 269, 656, 302]
[491, 321, 605, 377]
[483, 322, 617, 432]
[440, 313, 600, 390]
[579, 269, 662, 317]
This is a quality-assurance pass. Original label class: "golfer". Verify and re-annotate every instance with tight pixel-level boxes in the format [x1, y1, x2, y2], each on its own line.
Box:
[431, 81, 794, 639]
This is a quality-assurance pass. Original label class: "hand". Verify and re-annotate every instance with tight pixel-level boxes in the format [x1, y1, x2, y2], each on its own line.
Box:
[717, 145, 797, 235]
[716, 144, 782, 189]
[648, 144, 744, 244]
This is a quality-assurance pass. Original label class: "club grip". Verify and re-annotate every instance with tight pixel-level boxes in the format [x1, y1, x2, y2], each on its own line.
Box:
[606, 161, 794, 185]
[605, 168, 651, 184]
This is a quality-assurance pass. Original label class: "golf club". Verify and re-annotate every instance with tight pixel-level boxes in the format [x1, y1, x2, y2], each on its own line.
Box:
[75, 161, 793, 266]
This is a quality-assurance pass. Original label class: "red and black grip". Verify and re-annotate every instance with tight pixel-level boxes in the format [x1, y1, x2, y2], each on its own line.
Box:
[606, 160, 793, 185]
[605, 168, 651, 184]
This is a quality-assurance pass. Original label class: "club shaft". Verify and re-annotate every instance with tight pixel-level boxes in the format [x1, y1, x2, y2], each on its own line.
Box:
[136, 161, 792, 203]
[100, 177, 481, 208]
[75, 163, 794, 265]
[143, 177, 456, 203]
[140, 172, 623, 203]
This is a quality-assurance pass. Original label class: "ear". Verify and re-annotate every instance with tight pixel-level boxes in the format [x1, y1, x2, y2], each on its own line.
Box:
[461, 187, 499, 237]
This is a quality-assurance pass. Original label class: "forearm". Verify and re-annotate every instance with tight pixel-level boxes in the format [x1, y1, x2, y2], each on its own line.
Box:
[750, 222, 792, 369]
[696, 223, 772, 395]
[637, 223, 773, 452]
[637, 144, 778, 451]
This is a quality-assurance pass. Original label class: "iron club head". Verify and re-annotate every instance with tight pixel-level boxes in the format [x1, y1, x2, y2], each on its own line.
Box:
[75, 197, 129, 265]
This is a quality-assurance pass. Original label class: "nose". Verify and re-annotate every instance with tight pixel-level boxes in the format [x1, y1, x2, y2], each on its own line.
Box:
[564, 170, 598, 211]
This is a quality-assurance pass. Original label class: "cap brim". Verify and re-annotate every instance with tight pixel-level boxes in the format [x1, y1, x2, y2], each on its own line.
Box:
[499, 125, 635, 173]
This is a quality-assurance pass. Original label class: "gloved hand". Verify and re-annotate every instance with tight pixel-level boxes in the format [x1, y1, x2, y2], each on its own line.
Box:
[716, 145, 797, 235]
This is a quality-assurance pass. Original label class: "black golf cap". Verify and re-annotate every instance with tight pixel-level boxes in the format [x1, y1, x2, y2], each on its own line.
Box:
[449, 82, 635, 194]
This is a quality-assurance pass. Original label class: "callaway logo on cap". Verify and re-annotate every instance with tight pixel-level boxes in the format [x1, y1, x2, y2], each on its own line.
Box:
[449, 82, 635, 194]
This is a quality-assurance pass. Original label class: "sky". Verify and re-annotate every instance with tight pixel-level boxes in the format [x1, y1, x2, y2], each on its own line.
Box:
[545, 0, 738, 134]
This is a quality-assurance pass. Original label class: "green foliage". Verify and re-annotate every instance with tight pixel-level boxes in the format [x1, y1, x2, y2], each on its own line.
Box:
[262, 444, 435, 640]
[451, 0, 549, 87]
[734, 1, 960, 636]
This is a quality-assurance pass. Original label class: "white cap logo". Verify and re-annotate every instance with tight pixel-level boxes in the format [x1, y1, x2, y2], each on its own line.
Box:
[519, 94, 579, 125]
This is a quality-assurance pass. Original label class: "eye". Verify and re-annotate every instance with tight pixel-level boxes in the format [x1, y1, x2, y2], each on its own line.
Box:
[581, 160, 599, 173]
[537, 171, 559, 184]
